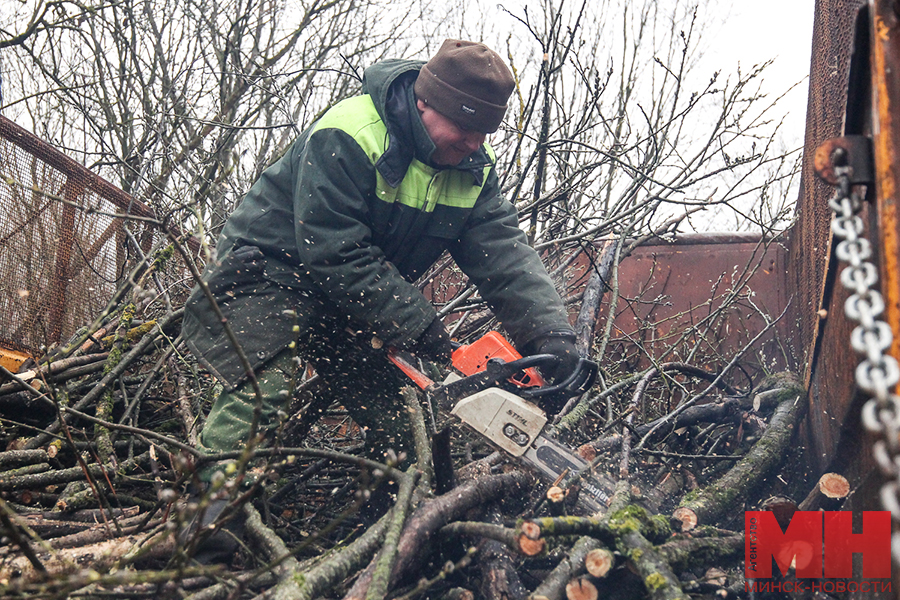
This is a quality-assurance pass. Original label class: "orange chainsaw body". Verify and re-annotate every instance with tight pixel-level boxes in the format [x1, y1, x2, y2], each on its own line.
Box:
[451, 331, 546, 388]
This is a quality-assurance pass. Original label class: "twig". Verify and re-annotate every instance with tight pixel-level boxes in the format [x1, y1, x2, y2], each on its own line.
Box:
[634, 300, 791, 452]
[366, 466, 418, 600]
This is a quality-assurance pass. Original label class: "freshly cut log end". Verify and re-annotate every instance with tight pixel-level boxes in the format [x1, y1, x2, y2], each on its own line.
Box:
[565, 577, 599, 600]
[672, 506, 697, 531]
[517, 535, 546, 556]
[585, 547, 614, 578]
[520, 521, 542, 540]
[547, 486, 566, 504]
[547, 485, 567, 516]
[818, 473, 850, 499]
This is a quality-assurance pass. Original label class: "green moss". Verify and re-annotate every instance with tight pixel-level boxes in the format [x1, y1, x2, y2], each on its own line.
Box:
[152, 245, 175, 270]
[680, 489, 701, 504]
[291, 572, 306, 586]
[607, 506, 645, 535]
[645, 572, 667, 591]
[104, 344, 123, 374]
[607, 505, 671, 542]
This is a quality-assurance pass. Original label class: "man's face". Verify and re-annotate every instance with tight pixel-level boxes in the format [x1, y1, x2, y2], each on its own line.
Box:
[417, 99, 488, 166]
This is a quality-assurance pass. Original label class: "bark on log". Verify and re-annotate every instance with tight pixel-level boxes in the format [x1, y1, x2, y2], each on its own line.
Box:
[522, 507, 671, 546]
[432, 427, 456, 495]
[0, 450, 50, 468]
[244, 503, 301, 578]
[442, 520, 544, 556]
[270, 512, 389, 600]
[655, 534, 744, 574]
[18, 506, 140, 523]
[0, 529, 174, 583]
[529, 536, 602, 600]
[366, 466, 418, 600]
[633, 399, 742, 442]
[615, 528, 688, 600]
[479, 508, 528, 600]
[344, 470, 533, 600]
[10, 515, 163, 552]
[0, 452, 150, 492]
[573, 239, 618, 357]
[0, 353, 110, 398]
[673, 389, 805, 531]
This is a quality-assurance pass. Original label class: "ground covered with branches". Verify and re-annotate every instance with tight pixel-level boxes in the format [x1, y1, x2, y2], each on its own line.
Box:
[0, 278, 824, 600]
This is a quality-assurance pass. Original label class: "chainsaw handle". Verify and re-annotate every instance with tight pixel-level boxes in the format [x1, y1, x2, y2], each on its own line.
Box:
[518, 357, 599, 401]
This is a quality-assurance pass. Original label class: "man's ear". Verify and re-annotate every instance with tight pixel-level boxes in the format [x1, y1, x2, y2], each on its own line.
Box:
[416, 99, 427, 114]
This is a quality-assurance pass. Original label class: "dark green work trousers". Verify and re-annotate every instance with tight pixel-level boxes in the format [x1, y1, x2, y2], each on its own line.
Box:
[196, 311, 412, 480]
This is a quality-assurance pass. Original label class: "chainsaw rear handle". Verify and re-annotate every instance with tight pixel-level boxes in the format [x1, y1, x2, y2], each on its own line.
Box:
[516, 355, 599, 401]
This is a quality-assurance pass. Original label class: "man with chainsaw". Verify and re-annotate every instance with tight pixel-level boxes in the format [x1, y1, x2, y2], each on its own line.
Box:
[181, 39, 580, 488]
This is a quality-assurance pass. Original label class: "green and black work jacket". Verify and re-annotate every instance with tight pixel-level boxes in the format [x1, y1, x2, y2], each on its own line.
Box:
[182, 59, 574, 388]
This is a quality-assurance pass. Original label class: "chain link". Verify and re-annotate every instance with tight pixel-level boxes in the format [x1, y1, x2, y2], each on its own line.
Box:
[828, 164, 900, 563]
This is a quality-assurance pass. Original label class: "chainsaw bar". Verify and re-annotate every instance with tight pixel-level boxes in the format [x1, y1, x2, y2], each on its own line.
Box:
[523, 435, 614, 515]
[449, 385, 614, 515]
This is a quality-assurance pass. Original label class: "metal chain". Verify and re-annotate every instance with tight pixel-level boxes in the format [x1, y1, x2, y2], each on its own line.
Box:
[828, 164, 900, 563]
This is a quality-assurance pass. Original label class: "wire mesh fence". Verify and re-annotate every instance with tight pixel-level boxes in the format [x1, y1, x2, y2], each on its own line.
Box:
[0, 116, 164, 355]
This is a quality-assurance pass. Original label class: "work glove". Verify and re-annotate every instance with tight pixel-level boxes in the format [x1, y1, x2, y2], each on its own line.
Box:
[232, 244, 266, 276]
[409, 317, 453, 363]
[532, 332, 580, 384]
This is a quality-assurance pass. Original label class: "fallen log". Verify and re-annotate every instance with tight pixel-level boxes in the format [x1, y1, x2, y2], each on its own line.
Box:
[655, 533, 744, 574]
[521, 507, 671, 547]
[479, 508, 528, 600]
[614, 527, 688, 600]
[529, 536, 602, 600]
[0, 450, 50, 469]
[0, 452, 150, 492]
[672, 386, 806, 531]
[268, 511, 390, 600]
[0, 528, 174, 584]
[441, 520, 545, 556]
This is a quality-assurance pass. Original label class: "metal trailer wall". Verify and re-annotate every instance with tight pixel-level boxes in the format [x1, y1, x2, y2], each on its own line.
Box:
[792, 1, 899, 595]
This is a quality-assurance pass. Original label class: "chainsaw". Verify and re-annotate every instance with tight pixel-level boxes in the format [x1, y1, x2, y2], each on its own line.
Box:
[388, 331, 615, 514]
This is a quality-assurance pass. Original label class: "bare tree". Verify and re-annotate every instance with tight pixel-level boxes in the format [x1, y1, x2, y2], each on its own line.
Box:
[1, 0, 459, 242]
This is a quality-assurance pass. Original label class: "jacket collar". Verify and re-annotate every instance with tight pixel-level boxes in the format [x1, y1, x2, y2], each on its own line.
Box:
[362, 60, 490, 188]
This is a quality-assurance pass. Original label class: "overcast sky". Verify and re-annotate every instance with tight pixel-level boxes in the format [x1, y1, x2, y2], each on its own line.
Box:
[699, 0, 816, 148]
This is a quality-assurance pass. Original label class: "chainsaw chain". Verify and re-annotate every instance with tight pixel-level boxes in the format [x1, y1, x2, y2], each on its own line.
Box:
[827, 164, 900, 562]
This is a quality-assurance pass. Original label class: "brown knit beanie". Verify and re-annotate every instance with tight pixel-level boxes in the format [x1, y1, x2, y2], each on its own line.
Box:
[414, 39, 515, 134]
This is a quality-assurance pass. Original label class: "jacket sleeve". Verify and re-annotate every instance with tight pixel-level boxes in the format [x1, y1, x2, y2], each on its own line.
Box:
[291, 128, 436, 346]
[449, 168, 574, 351]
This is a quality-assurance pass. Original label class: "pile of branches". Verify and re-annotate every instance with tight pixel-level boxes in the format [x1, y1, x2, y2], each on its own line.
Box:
[0, 310, 822, 600]
[0, 244, 829, 600]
